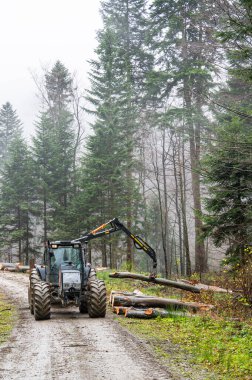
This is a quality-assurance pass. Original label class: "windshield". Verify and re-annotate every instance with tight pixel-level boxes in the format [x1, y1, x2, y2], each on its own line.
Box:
[50, 246, 81, 270]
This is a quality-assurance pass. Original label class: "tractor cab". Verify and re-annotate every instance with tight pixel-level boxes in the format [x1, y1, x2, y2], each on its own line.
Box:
[44, 241, 84, 286]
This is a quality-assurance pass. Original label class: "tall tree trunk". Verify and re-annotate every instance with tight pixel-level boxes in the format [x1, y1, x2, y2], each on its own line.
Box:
[182, 13, 206, 274]
[17, 206, 22, 263]
[179, 140, 191, 276]
[25, 211, 29, 265]
[101, 238, 107, 267]
[184, 80, 206, 273]
[43, 190, 47, 242]
[161, 130, 171, 276]
[172, 135, 184, 275]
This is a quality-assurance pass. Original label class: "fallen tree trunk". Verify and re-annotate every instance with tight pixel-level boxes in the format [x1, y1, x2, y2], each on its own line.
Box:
[109, 272, 200, 293]
[125, 307, 170, 319]
[112, 295, 213, 312]
[180, 279, 233, 293]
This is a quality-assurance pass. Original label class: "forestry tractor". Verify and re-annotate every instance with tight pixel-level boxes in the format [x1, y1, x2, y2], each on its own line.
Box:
[28, 218, 157, 321]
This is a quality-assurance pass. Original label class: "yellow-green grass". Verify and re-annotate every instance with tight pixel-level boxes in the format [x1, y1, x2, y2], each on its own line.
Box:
[118, 315, 252, 380]
[0, 292, 16, 345]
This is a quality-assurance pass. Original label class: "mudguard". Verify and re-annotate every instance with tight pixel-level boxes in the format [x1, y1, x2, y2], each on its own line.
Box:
[83, 266, 91, 285]
[35, 265, 46, 281]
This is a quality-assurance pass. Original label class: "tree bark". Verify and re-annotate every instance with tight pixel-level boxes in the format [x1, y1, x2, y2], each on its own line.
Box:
[112, 295, 213, 311]
[109, 272, 200, 293]
[125, 307, 170, 318]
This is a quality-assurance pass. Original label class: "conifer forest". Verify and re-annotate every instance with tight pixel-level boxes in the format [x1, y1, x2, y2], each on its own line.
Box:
[0, 0, 252, 300]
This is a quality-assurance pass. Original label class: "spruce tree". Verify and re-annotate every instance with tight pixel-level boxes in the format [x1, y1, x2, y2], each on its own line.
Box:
[202, 0, 252, 268]
[78, 1, 152, 270]
[32, 61, 75, 239]
[0, 133, 37, 263]
[93, 0, 152, 269]
[0, 102, 22, 168]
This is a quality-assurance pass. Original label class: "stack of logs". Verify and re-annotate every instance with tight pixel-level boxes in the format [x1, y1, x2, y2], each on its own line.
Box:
[109, 272, 215, 319]
[110, 290, 214, 318]
[0, 263, 30, 273]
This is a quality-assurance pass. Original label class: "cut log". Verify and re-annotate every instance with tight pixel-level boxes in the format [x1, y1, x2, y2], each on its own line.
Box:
[112, 306, 128, 315]
[4, 267, 16, 272]
[0, 263, 16, 270]
[125, 307, 170, 319]
[109, 272, 201, 293]
[16, 264, 30, 273]
[112, 295, 214, 312]
[111, 293, 155, 308]
[109, 291, 137, 305]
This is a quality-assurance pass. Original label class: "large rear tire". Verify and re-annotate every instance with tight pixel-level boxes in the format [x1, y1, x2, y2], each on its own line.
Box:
[28, 268, 41, 314]
[30, 268, 41, 285]
[87, 279, 106, 318]
[89, 268, 97, 280]
[34, 282, 51, 320]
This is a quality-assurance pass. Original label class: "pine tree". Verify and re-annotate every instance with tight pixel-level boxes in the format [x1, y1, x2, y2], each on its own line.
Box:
[0, 134, 38, 263]
[79, 1, 152, 270]
[202, 0, 252, 268]
[32, 61, 75, 239]
[0, 102, 22, 168]
[100, 0, 152, 269]
[202, 116, 252, 266]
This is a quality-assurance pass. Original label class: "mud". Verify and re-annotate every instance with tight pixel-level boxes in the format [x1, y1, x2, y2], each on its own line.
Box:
[0, 272, 174, 380]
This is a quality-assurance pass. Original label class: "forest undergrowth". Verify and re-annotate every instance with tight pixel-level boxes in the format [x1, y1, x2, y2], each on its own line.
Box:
[100, 271, 252, 380]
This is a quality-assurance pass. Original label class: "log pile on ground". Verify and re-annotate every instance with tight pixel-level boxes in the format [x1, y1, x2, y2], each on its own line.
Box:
[0, 263, 30, 273]
[110, 290, 214, 319]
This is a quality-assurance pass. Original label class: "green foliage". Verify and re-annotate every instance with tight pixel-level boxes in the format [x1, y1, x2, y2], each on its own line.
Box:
[0, 102, 22, 168]
[70, 0, 153, 267]
[202, 0, 252, 271]
[0, 133, 39, 262]
[202, 117, 252, 261]
[32, 61, 75, 240]
[217, 0, 252, 82]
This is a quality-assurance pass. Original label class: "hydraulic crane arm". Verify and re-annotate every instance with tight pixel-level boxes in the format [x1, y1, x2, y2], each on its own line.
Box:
[72, 218, 157, 276]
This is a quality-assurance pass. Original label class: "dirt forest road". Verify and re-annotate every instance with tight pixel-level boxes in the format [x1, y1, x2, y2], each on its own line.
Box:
[0, 272, 174, 380]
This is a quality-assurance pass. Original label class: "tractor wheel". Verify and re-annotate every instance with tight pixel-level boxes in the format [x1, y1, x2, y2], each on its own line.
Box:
[79, 301, 88, 314]
[33, 282, 51, 321]
[87, 279, 106, 318]
[28, 287, 34, 315]
[28, 268, 41, 314]
[89, 268, 97, 280]
[30, 268, 41, 285]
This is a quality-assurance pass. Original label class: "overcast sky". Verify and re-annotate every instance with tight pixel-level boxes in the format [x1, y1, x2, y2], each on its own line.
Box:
[0, 0, 102, 138]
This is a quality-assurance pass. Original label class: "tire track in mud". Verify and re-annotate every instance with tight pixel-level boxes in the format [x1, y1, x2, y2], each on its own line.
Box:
[0, 272, 174, 380]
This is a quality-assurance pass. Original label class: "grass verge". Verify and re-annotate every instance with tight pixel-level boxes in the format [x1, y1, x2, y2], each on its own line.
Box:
[0, 292, 16, 345]
[118, 314, 252, 380]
